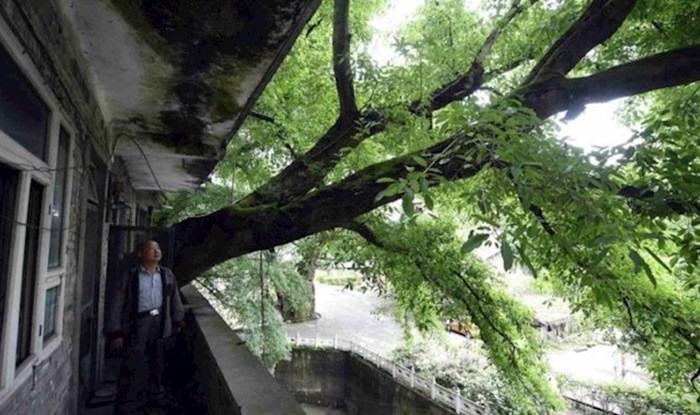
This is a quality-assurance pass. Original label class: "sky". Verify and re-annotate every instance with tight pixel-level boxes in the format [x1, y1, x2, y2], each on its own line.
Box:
[368, 0, 634, 152]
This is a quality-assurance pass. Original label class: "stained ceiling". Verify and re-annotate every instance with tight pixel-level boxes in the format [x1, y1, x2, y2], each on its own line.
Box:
[63, 0, 320, 193]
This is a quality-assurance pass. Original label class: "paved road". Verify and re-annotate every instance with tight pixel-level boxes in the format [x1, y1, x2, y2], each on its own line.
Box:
[285, 283, 650, 387]
[548, 345, 649, 387]
[285, 284, 405, 355]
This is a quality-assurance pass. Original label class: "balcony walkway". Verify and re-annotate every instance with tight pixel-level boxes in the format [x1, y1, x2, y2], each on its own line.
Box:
[82, 352, 198, 415]
[83, 285, 304, 415]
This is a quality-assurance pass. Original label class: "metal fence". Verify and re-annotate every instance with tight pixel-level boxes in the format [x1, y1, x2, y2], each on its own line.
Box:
[287, 333, 486, 415]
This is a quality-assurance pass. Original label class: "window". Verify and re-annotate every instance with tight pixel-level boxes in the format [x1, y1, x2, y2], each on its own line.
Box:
[0, 30, 74, 393]
[0, 42, 49, 161]
[43, 285, 60, 343]
[0, 164, 19, 352]
[48, 127, 69, 268]
[15, 181, 43, 367]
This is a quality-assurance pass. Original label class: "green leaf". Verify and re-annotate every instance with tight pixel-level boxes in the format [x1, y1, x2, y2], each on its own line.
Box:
[374, 190, 387, 202]
[424, 193, 434, 210]
[501, 240, 514, 271]
[629, 248, 657, 287]
[402, 188, 415, 217]
[461, 233, 489, 253]
[593, 233, 617, 246]
[376, 177, 395, 184]
[517, 246, 538, 279]
[643, 247, 672, 274]
[411, 155, 428, 167]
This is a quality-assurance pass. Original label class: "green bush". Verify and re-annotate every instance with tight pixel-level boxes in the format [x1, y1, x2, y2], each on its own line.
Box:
[391, 337, 525, 414]
[557, 376, 698, 414]
[315, 269, 360, 287]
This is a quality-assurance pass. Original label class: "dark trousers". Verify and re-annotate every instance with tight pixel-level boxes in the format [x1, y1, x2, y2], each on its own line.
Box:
[115, 314, 163, 413]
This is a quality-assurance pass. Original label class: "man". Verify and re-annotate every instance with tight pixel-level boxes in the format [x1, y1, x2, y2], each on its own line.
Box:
[107, 240, 185, 414]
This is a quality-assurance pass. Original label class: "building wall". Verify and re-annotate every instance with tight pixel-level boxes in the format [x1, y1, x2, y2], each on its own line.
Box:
[0, 0, 112, 159]
[0, 0, 114, 413]
[277, 348, 455, 415]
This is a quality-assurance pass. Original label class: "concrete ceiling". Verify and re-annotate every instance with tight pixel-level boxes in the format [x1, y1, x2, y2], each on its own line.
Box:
[62, 0, 320, 193]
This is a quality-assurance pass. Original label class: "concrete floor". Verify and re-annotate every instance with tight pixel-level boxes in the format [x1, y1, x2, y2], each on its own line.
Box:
[300, 403, 348, 415]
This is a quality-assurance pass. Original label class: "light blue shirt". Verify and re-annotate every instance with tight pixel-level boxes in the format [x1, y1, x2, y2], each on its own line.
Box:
[138, 265, 163, 312]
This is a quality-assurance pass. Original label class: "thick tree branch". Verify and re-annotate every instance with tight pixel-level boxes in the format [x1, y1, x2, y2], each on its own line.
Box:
[524, 0, 637, 84]
[483, 54, 533, 81]
[333, 0, 358, 118]
[410, 0, 537, 115]
[237, 110, 383, 207]
[522, 44, 700, 118]
[174, 130, 489, 283]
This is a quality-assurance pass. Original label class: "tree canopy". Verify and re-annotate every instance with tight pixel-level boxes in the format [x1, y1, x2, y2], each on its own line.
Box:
[161, 0, 700, 411]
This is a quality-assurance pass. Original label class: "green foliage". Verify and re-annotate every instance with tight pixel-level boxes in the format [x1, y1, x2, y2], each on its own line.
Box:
[392, 336, 531, 414]
[162, 0, 700, 408]
[425, 97, 700, 397]
[195, 252, 311, 368]
[557, 375, 699, 414]
[329, 216, 564, 413]
[315, 269, 360, 287]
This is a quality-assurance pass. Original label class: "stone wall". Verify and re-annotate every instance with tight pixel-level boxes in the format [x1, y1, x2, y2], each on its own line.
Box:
[179, 286, 306, 415]
[276, 348, 455, 415]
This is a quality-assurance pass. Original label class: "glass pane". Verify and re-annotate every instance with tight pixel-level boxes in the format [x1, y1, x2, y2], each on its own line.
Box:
[48, 127, 69, 268]
[0, 164, 19, 354]
[43, 285, 60, 342]
[0, 43, 49, 161]
[81, 202, 100, 308]
[17, 181, 42, 367]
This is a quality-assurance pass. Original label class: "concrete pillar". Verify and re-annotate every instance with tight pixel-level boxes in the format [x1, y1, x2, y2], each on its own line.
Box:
[454, 388, 462, 413]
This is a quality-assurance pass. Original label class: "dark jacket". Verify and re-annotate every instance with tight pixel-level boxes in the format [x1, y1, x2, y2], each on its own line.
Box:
[106, 265, 185, 342]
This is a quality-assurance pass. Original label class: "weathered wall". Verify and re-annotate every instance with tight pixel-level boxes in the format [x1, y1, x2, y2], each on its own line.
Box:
[0, 121, 88, 415]
[0, 345, 75, 414]
[277, 348, 347, 409]
[0, 0, 112, 413]
[276, 348, 455, 415]
[0, 0, 112, 160]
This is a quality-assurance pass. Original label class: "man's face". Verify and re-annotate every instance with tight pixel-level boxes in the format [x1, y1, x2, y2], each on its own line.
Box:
[139, 241, 162, 263]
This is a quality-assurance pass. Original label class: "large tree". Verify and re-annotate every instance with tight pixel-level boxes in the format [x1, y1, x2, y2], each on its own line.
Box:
[163, 0, 700, 410]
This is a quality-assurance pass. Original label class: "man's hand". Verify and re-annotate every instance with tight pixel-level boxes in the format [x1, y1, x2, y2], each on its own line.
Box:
[174, 320, 186, 332]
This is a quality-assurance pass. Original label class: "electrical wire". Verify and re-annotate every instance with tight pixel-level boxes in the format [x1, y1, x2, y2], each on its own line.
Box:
[124, 135, 172, 204]
[0, 210, 88, 232]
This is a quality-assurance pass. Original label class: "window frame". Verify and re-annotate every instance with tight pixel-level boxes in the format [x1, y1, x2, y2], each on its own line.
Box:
[47, 126, 71, 270]
[0, 16, 76, 400]
[40, 276, 63, 353]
